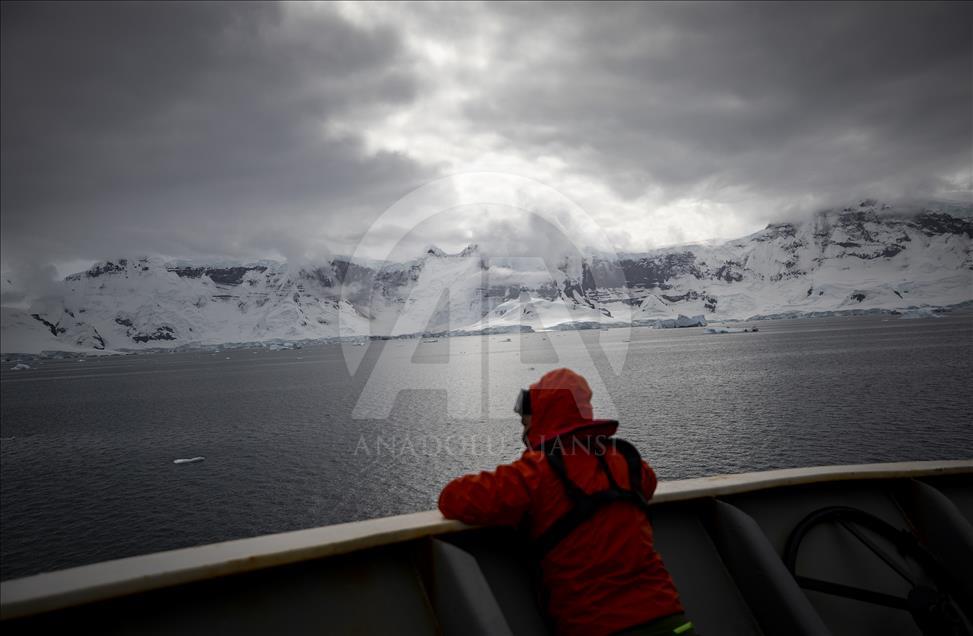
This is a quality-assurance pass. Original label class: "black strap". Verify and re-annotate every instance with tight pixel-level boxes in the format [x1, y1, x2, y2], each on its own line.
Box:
[613, 438, 652, 506]
[534, 437, 652, 557]
[595, 452, 620, 489]
[545, 449, 589, 503]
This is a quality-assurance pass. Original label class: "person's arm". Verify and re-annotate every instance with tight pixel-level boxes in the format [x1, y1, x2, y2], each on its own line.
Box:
[438, 458, 538, 527]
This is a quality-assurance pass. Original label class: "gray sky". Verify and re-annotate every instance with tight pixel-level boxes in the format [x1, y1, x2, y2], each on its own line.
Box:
[1, 1, 971, 281]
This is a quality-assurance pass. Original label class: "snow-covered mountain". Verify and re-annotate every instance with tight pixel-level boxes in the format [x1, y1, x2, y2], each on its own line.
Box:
[594, 199, 972, 322]
[2, 200, 971, 354]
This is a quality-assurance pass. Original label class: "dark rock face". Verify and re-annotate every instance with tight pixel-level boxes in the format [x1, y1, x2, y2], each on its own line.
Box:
[659, 290, 718, 312]
[207, 267, 265, 285]
[30, 312, 105, 349]
[880, 245, 904, 258]
[31, 314, 65, 336]
[615, 252, 700, 289]
[713, 261, 744, 283]
[113, 313, 176, 343]
[581, 261, 597, 292]
[534, 281, 560, 301]
[373, 266, 419, 295]
[753, 223, 797, 241]
[169, 267, 205, 279]
[169, 266, 266, 285]
[130, 326, 176, 343]
[837, 211, 878, 242]
[586, 260, 627, 289]
[90, 332, 106, 349]
[301, 267, 334, 288]
[769, 258, 805, 281]
[331, 259, 374, 286]
[911, 213, 973, 238]
[562, 279, 596, 308]
[84, 260, 128, 278]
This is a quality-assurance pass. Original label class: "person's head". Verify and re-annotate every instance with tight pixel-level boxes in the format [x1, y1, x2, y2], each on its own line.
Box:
[514, 368, 618, 449]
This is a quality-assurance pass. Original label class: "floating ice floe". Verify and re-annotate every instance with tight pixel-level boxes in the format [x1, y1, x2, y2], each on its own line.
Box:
[10, 363, 31, 371]
[704, 327, 758, 334]
[173, 456, 205, 464]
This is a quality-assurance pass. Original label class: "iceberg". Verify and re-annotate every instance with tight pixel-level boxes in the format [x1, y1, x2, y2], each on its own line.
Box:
[10, 362, 31, 371]
[654, 314, 707, 329]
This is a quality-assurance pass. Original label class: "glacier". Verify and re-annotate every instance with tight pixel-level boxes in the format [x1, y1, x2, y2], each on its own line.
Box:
[1, 200, 971, 355]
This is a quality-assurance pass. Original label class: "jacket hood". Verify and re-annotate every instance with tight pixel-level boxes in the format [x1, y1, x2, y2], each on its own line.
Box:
[524, 368, 618, 449]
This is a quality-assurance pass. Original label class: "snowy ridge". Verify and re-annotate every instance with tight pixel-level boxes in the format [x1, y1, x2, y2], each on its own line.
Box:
[2, 200, 971, 354]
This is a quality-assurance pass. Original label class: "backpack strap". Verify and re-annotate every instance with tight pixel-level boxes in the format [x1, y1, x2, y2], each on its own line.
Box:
[544, 447, 589, 504]
[534, 437, 652, 558]
[612, 438, 652, 507]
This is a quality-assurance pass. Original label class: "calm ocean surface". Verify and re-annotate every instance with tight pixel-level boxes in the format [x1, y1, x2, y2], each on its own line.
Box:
[2, 314, 972, 580]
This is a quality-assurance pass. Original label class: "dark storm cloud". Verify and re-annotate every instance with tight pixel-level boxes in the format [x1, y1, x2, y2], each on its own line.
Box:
[1, 1, 430, 269]
[1, 1, 971, 288]
[465, 1, 972, 209]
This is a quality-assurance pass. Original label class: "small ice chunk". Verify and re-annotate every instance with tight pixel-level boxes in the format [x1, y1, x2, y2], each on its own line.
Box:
[899, 308, 942, 320]
[173, 456, 205, 464]
[11, 363, 31, 371]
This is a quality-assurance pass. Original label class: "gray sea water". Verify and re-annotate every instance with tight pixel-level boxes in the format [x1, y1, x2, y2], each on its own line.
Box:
[2, 314, 972, 580]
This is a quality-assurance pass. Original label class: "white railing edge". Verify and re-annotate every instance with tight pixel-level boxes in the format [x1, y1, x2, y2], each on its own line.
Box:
[3, 458, 970, 620]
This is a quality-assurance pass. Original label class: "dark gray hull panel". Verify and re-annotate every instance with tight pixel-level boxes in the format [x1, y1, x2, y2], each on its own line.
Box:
[5, 469, 972, 635]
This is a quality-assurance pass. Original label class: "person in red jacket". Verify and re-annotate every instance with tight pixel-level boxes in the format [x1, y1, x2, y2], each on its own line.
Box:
[438, 368, 693, 636]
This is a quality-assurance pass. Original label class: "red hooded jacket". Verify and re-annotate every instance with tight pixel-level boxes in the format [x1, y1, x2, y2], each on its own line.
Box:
[438, 368, 683, 636]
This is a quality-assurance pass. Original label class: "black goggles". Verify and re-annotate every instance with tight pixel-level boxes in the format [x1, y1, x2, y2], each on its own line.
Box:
[513, 388, 531, 416]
